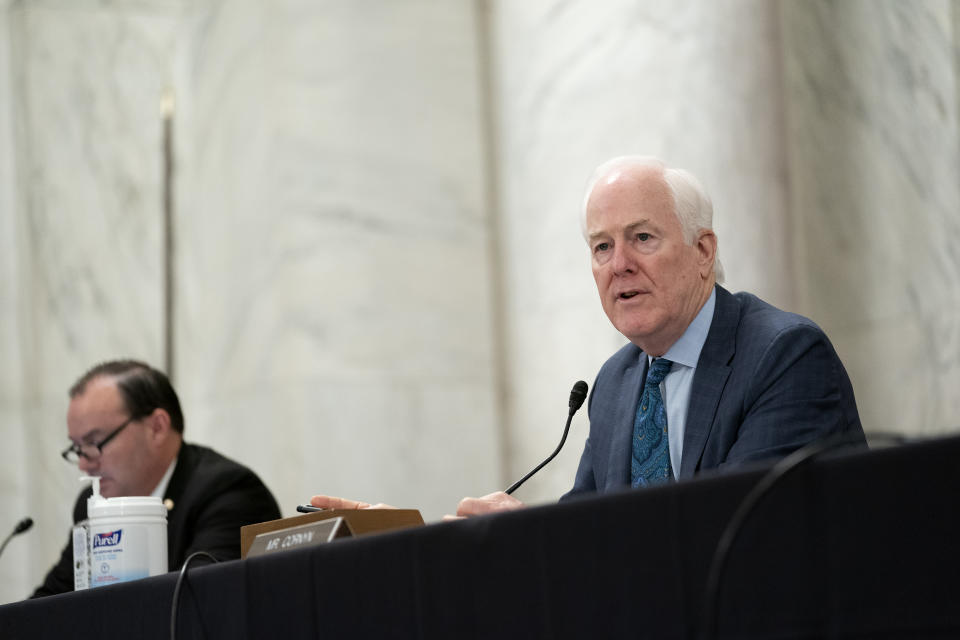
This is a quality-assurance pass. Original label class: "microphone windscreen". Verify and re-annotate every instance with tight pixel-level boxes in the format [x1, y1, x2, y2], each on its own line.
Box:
[568, 380, 588, 412]
[14, 517, 33, 534]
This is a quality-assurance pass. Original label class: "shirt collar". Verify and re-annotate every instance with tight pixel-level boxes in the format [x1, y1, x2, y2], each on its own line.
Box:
[150, 455, 178, 499]
[656, 287, 716, 369]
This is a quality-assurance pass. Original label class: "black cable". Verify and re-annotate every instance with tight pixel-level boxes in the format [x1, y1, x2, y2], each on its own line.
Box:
[169, 551, 219, 640]
[698, 433, 869, 640]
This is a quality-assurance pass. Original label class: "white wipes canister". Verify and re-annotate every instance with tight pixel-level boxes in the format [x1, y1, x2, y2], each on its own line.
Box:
[86, 479, 167, 589]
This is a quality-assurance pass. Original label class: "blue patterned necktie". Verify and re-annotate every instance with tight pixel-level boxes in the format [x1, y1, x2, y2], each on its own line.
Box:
[631, 357, 673, 487]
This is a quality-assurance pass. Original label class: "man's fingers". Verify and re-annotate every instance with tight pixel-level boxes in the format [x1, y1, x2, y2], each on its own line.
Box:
[456, 492, 525, 517]
[455, 497, 481, 517]
[309, 495, 371, 510]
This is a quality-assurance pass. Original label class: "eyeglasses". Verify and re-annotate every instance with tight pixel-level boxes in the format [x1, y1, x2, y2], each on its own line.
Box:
[61, 417, 136, 463]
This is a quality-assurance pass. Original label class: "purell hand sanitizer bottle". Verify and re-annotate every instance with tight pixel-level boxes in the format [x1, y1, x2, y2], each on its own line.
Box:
[77, 476, 168, 589]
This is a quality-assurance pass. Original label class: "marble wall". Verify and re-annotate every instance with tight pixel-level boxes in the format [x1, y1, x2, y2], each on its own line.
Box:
[2, 0, 959, 605]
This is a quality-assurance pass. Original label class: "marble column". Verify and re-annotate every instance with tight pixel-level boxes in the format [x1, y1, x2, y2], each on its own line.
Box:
[0, 0, 29, 608]
[172, 0, 500, 521]
[781, 0, 960, 436]
[0, 0, 179, 603]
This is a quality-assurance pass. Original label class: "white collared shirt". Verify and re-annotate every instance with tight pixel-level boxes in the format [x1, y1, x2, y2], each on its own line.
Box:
[150, 456, 178, 499]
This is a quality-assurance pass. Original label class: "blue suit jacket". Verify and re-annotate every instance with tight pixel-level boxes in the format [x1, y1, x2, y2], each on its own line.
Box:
[564, 285, 865, 498]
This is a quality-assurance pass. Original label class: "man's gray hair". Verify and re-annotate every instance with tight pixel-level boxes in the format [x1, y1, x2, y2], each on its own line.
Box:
[580, 155, 725, 283]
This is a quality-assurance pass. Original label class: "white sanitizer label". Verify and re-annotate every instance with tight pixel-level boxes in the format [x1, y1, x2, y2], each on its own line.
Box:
[89, 525, 151, 587]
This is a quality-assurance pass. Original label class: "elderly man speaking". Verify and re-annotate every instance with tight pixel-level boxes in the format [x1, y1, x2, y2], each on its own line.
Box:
[311, 155, 866, 516]
[454, 155, 865, 516]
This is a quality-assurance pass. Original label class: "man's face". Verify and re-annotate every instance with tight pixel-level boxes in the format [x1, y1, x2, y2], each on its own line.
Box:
[66, 377, 154, 498]
[585, 166, 715, 355]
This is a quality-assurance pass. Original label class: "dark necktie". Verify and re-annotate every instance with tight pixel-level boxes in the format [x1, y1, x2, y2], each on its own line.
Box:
[631, 357, 673, 487]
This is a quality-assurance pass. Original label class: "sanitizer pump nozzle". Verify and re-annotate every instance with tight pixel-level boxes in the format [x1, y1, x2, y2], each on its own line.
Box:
[81, 476, 106, 513]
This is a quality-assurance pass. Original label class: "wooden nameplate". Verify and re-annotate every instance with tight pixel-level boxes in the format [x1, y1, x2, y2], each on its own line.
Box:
[240, 509, 424, 559]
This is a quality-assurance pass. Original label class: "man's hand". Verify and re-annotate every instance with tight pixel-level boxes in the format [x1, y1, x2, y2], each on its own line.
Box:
[453, 491, 526, 518]
[309, 495, 395, 510]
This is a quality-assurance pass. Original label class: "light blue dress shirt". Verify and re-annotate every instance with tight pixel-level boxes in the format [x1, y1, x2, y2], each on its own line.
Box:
[645, 289, 716, 478]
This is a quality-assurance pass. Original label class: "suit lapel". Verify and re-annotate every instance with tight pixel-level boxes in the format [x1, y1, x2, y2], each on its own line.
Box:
[608, 352, 647, 489]
[679, 286, 737, 479]
[162, 442, 200, 566]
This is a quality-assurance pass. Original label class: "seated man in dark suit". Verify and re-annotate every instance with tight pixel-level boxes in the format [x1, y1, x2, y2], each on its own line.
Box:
[32, 359, 281, 597]
[454, 155, 866, 515]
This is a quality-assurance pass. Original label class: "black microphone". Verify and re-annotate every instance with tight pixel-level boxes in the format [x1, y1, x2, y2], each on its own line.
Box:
[505, 381, 588, 495]
[0, 517, 34, 560]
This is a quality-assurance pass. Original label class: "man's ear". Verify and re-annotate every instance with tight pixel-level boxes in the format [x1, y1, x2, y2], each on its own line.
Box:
[145, 408, 172, 442]
[696, 230, 718, 278]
